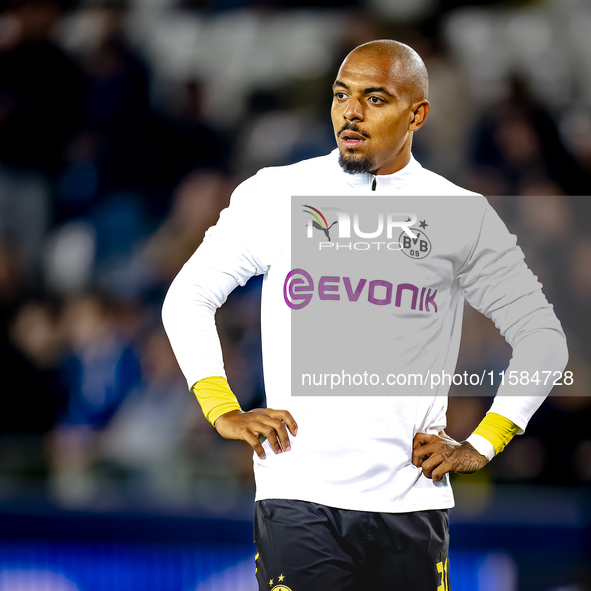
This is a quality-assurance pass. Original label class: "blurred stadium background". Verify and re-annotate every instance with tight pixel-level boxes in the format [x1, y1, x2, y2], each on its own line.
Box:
[0, 0, 589, 589]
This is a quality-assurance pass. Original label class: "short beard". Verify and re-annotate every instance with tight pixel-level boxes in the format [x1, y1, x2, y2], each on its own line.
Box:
[338, 150, 376, 175]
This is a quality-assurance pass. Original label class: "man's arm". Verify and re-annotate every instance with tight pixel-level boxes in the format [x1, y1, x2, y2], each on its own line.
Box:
[162, 176, 297, 458]
[412, 200, 568, 481]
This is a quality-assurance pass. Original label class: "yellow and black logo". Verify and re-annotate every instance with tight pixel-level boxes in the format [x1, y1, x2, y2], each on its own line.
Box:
[269, 573, 292, 591]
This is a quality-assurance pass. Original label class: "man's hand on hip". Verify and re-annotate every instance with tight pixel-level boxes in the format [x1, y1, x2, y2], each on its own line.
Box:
[412, 431, 488, 481]
[214, 409, 298, 460]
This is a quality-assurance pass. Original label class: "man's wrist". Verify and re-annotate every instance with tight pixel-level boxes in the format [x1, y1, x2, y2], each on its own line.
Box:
[472, 412, 521, 456]
[192, 376, 242, 425]
[210, 405, 243, 426]
[213, 408, 243, 427]
[465, 434, 495, 462]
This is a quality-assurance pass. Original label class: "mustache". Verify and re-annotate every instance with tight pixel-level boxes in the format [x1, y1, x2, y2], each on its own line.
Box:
[337, 123, 370, 139]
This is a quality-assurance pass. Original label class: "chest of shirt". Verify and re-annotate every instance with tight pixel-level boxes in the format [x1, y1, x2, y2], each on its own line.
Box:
[257, 193, 483, 308]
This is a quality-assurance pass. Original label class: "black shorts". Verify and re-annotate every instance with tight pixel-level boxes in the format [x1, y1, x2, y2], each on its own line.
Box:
[254, 499, 450, 591]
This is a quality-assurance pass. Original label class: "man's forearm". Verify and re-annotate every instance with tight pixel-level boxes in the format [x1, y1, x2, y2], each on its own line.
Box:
[487, 328, 568, 429]
[192, 376, 242, 425]
[466, 328, 568, 460]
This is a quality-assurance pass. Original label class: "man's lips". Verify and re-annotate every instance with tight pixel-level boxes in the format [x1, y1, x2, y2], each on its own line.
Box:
[340, 131, 368, 147]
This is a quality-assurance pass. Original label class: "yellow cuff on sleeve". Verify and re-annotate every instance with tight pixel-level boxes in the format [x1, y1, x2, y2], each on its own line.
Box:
[472, 412, 521, 456]
[191, 376, 242, 426]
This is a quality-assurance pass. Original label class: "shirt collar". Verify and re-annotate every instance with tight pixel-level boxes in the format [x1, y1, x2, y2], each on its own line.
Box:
[331, 149, 423, 191]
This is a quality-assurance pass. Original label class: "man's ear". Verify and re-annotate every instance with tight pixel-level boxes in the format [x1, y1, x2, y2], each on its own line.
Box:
[409, 100, 430, 131]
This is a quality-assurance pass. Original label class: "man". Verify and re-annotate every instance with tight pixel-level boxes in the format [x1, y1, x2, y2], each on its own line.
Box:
[163, 40, 568, 590]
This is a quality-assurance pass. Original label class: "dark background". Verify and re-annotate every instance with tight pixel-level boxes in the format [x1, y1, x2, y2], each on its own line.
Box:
[0, 0, 589, 589]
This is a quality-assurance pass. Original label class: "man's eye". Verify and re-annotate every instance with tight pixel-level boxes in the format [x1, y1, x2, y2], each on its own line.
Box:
[334, 92, 347, 100]
[369, 96, 384, 104]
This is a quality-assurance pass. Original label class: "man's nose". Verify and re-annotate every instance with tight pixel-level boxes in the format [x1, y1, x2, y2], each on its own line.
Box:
[343, 97, 364, 121]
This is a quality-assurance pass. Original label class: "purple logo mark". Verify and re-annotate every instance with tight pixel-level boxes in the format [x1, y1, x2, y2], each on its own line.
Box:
[284, 269, 314, 310]
[284, 269, 438, 312]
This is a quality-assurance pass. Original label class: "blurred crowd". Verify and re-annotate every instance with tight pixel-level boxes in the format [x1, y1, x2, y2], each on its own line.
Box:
[0, 0, 589, 513]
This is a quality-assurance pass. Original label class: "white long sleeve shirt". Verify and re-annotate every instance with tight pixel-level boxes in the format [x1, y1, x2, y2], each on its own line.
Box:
[163, 150, 567, 513]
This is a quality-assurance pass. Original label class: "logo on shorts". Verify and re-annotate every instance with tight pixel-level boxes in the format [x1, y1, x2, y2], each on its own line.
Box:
[269, 573, 292, 590]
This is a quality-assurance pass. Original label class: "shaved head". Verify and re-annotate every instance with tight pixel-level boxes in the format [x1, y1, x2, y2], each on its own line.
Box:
[340, 39, 429, 104]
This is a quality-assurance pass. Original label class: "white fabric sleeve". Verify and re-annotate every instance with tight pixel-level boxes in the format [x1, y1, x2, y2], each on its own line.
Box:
[456, 202, 568, 433]
[162, 176, 270, 388]
[465, 433, 496, 461]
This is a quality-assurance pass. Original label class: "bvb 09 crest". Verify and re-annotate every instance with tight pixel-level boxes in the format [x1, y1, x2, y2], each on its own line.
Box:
[399, 223, 431, 259]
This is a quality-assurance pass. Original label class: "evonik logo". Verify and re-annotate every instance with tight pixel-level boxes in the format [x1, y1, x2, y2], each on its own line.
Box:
[302, 205, 419, 252]
[284, 268, 438, 312]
